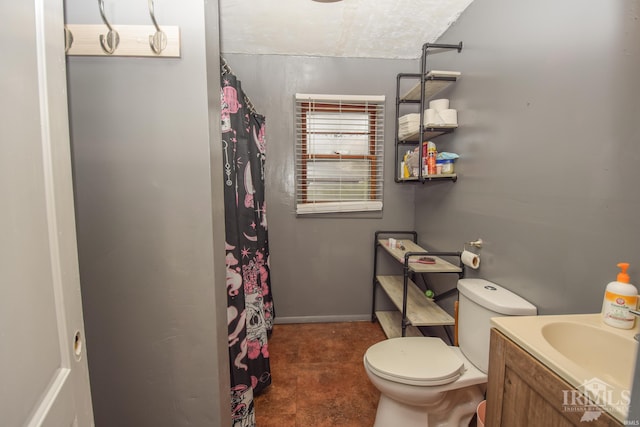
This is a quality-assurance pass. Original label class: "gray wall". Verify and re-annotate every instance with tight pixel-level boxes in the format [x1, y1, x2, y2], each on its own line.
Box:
[420, 1, 640, 417]
[413, 0, 640, 315]
[65, 1, 230, 425]
[223, 0, 640, 320]
[224, 1, 640, 321]
[221, 54, 417, 322]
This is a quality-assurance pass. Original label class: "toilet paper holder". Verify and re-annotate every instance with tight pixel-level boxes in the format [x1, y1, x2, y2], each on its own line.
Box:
[464, 238, 483, 251]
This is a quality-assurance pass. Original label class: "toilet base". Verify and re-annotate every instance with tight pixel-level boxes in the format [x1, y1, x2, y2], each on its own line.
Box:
[372, 384, 484, 427]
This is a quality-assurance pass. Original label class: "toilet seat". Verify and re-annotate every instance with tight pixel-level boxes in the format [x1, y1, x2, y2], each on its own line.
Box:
[364, 337, 465, 386]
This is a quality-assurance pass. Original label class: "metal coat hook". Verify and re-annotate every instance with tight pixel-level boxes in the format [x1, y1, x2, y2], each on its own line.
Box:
[98, 0, 119, 54]
[148, 0, 167, 54]
[64, 26, 74, 53]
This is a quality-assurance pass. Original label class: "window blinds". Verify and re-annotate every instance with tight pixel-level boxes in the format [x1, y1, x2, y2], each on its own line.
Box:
[294, 94, 385, 215]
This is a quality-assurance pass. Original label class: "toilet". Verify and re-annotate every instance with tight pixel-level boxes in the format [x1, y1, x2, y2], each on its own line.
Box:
[364, 278, 536, 427]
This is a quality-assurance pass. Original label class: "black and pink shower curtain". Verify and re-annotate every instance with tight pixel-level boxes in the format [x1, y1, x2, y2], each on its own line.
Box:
[221, 62, 274, 426]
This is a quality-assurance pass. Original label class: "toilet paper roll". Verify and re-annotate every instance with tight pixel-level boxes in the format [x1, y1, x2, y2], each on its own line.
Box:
[429, 98, 449, 111]
[438, 109, 458, 125]
[425, 109, 441, 125]
[461, 250, 480, 269]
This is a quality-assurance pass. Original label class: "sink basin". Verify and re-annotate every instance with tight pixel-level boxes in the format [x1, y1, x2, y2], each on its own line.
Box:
[541, 321, 637, 390]
[491, 313, 639, 423]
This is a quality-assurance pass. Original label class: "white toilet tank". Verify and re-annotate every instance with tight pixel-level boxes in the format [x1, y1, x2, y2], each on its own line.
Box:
[457, 278, 536, 373]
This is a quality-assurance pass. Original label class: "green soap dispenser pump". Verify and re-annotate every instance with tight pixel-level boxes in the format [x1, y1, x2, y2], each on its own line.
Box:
[602, 262, 638, 329]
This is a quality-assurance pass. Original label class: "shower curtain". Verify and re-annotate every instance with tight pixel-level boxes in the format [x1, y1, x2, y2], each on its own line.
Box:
[221, 61, 274, 427]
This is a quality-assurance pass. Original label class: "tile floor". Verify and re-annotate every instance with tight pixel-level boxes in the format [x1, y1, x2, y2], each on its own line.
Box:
[254, 321, 387, 427]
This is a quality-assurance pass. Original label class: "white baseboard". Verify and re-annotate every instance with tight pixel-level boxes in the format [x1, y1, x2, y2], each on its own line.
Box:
[274, 314, 371, 324]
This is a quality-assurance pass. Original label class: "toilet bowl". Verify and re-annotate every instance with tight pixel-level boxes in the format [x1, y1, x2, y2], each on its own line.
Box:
[363, 337, 486, 427]
[364, 278, 537, 427]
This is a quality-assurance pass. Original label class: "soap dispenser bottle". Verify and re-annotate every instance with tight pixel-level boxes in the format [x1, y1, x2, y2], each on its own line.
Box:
[602, 262, 638, 329]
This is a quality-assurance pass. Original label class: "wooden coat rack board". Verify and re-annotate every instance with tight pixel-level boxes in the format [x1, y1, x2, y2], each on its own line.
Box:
[65, 0, 181, 58]
[65, 25, 181, 58]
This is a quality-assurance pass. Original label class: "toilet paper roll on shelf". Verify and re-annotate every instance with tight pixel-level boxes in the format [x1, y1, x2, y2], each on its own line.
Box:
[425, 109, 439, 125]
[429, 98, 450, 111]
[461, 250, 480, 269]
[424, 108, 458, 126]
[438, 109, 458, 125]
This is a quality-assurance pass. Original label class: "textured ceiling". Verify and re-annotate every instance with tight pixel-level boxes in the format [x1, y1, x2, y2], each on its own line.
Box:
[219, 0, 474, 59]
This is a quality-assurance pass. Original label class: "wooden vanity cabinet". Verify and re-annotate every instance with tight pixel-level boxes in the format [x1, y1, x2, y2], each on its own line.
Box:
[486, 329, 622, 427]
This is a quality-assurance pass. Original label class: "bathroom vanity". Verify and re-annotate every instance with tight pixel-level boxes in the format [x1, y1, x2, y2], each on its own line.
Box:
[486, 313, 637, 426]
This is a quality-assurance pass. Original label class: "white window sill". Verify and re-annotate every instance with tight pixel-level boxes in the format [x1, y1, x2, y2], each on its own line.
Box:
[296, 201, 383, 215]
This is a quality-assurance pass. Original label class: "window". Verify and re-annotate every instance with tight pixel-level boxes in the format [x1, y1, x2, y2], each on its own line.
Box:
[295, 94, 385, 215]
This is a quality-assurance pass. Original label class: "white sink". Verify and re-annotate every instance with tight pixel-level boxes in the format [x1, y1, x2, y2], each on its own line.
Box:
[541, 321, 637, 390]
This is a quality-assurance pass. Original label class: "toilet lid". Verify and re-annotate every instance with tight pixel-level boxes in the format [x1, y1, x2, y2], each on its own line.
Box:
[364, 337, 465, 386]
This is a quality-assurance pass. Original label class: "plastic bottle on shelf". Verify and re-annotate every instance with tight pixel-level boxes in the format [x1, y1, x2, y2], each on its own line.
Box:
[426, 141, 437, 175]
[442, 159, 454, 174]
